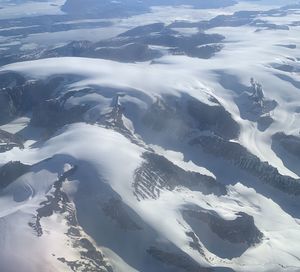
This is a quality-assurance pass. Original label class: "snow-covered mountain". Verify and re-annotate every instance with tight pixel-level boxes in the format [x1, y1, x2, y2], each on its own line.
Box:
[0, 1, 300, 272]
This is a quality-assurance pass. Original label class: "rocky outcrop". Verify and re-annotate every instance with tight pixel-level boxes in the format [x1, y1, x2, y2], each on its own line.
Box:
[143, 97, 177, 132]
[39, 40, 162, 63]
[183, 208, 263, 246]
[0, 88, 18, 124]
[190, 135, 300, 195]
[133, 152, 226, 200]
[170, 7, 291, 31]
[29, 164, 114, 272]
[30, 165, 78, 236]
[0, 21, 224, 65]
[251, 19, 289, 31]
[143, 95, 240, 140]
[0, 76, 63, 125]
[95, 23, 225, 59]
[102, 198, 142, 231]
[147, 246, 235, 271]
[0, 72, 27, 123]
[272, 132, 300, 159]
[235, 79, 277, 132]
[170, 44, 223, 59]
[0, 72, 25, 89]
[147, 247, 213, 272]
[0, 129, 23, 153]
[271, 133, 300, 176]
[31, 99, 87, 132]
[92, 43, 162, 62]
[42, 40, 93, 58]
[187, 99, 240, 140]
[0, 161, 30, 189]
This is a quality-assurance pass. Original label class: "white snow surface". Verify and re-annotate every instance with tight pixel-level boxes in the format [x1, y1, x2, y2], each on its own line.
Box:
[2, 47, 299, 178]
[1, 2, 300, 272]
[1, 52, 300, 270]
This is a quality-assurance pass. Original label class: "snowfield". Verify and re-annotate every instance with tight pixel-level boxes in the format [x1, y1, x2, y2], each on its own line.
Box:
[0, 1, 300, 272]
[2, 49, 300, 178]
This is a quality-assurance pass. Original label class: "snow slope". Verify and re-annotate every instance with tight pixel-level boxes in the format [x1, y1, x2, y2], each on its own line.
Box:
[0, 2, 300, 272]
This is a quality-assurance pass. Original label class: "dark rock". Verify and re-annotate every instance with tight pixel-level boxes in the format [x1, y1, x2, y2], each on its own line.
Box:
[0, 129, 24, 152]
[118, 23, 165, 37]
[143, 98, 176, 132]
[30, 99, 87, 132]
[183, 209, 263, 246]
[143, 95, 239, 140]
[0, 76, 63, 125]
[190, 135, 300, 195]
[187, 99, 240, 140]
[102, 198, 142, 230]
[91, 43, 162, 62]
[234, 79, 277, 131]
[272, 133, 300, 159]
[0, 72, 25, 89]
[0, 161, 30, 189]
[134, 152, 226, 200]
[257, 115, 274, 132]
[273, 64, 295, 73]
[186, 231, 205, 255]
[147, 246, 213, 272]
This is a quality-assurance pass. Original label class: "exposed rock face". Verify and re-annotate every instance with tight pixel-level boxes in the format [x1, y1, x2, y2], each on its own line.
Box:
[170, 44, 223, 59]
[95, 23, 225, 59]
[186, 231, 206, 255]
[235, 79, 277, 132]
[134, 152, 226, 200]
[143, 95, 240, 140]
[147, 246, 235, 272]
[272, 133, 300, 159]
[0, 129, 23, 153]
[0, 21, 225, 64]
[143, 97, 177, 132]
[215, 74, 277, 131]
[43, 40, 93, 58]
[0, 2, 300, 271]
[119, 23, 165, 37]
[271, 133, 300, 176]
[187, 99, 240, 140]
[147, 247, 213, 272]
[273, 63, 296, 73]
[257, 115, 274, 132]
[29, 164, 114, 272]
[39, 40, 162, 63]
[0, 74, 88, 135]
[190, 135, 300, 195]
[0, 72, 25, 89]
[58, 237, 113, 272]
[85, 93, 140, 144]
[183, 209, 263, 246]
[102, 198, 142, 231]
[94, 94, 128, 129]
[29, 165, 79, 237]
[170, 6, 292, 31]
[0, 161, 30, 189]
[31, 99, 87, 132]
[0, 76, 63, 125]
[92, 43, 162, 62]
[0, 88, 18, 124]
